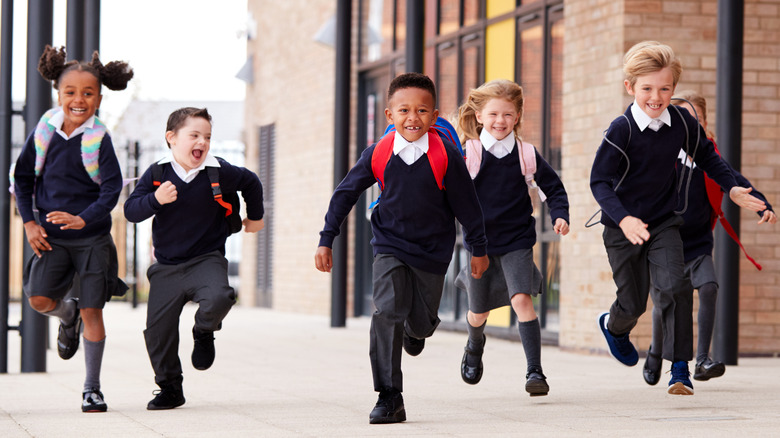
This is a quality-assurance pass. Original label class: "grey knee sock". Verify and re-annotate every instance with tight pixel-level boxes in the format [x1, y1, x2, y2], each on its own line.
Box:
[83, 337, 105, 392]
[42, 298, 77, 322]
[696, 282, 718, 363]
[465, 321, 486, 366]
[518, 318, 541, 371]
[648, 304, 663, 369]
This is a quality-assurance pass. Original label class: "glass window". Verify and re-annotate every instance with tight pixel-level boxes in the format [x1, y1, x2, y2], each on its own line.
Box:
[548, 17, 564, 171]
[463, 0, 481, 27]
[518, 24, 543, 149]
[395, 0, 407, 52]
[462, 36, 483, 106]
[437, 43, 459, 117]
[361, 0, 395, 62]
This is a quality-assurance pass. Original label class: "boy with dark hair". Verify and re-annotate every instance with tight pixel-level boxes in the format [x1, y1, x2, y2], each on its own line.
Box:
[125, 107, 264, 410]
[590, 41, 765, 395]
[315, 72, 488, 424]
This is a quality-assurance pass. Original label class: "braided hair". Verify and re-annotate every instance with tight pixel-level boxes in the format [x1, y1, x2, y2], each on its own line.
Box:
[37, 45, 134, 91]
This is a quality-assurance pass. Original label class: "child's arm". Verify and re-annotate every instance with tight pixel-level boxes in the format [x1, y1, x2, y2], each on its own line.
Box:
[590, 118, 634, 227]
[535, 150, 570, 235]
[217, 158, 264, 230]
[124, 166, 169, 223]
[13, 132, 40, 225]
[314, 246, 333, 273]
[729, 163, 775, 224]
[316, 146, 378, 262]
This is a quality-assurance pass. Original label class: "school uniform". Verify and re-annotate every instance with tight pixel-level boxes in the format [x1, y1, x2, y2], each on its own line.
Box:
[457, 130, 569, 312]
[14, 112, 124, 308]
[590, 102, 738, 363]
[319, 131, 487, 392]
[124, 153, 263, 387]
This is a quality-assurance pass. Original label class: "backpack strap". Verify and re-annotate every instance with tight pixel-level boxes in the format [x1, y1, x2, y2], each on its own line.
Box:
[518, 140, 546, 202]
[371, 129, 448, 192]
[702, 142, 761, 270]
[151, 162, 163, 187]
[464, 139, 482, 179]
[207, 166, 233, 217]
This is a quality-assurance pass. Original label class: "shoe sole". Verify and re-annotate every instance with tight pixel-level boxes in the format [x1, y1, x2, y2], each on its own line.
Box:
[147, 400, 185, 411]
[369, 409, 407, 424]
[82, 406, 107, 413]
[693, 363, 726, 381]
[667, 382, 694, 395]
[526, 381, 549, 397]
[57, 315, 83, 360]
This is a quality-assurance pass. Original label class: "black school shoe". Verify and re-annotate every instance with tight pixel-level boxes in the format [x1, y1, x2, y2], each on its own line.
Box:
[694, 357, 726, 381]
[82, 388, 107, 413]
[642, 348, 662, 386]
[369, 388, 406, 424]
[525, 367, 549, 396]
[57, 299, 82, 360]
[192, 328, 216, 370]
[147, 384, 186, 410]
[402, 332, 425, 356]
[461, 336, 485, 385]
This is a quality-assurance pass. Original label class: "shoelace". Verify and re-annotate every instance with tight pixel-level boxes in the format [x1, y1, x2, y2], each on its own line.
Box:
[670, 363, 690, 381]
[613, 333, 634, 356]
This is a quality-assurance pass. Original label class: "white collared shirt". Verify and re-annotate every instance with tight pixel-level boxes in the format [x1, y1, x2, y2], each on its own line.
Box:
[479, 129, 515, 159]
[158, 152, 220, 183]
[630, 100, 671, 132]
[49, 109, 95, 140]
[392, 131, 429, 165]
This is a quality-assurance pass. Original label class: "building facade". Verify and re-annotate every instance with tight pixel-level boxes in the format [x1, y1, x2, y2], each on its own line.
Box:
[242, 0, 780, 355]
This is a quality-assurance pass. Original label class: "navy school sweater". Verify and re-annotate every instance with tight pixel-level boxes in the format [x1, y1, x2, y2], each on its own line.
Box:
[590, 104, 738, 229]
[678, 155, 771, 263]
[13, 131, 123, 239]
[124, 157, 264, 265]
[318, 139, 488, 275]
[470, 144, 569, 255]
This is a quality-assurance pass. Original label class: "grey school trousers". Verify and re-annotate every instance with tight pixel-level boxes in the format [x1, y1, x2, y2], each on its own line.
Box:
[603, 215, 693, 362]
[370, 254, 445, 392]
[144, 251, 236, 386]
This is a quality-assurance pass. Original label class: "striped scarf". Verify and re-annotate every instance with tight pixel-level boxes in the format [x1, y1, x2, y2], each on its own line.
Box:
[33, 107, 106, 184]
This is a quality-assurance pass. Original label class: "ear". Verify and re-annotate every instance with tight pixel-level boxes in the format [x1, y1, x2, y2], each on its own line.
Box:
[624, 79, 635, 96]
[474, 110, 483, 124]
[432, 109, 439, 122]
[384, 108, 393, 124]
[96, 94, 103, 110]
[165, 130, 176, 146]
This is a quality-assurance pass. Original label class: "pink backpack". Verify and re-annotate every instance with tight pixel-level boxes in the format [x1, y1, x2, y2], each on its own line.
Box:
[464, 138, 546, 202]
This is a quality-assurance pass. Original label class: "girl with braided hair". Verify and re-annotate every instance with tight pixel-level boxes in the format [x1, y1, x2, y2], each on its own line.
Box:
[13, 45, 133, 412]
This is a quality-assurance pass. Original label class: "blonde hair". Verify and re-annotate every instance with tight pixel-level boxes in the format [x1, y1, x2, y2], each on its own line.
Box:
[457, 79, 524, 143]
[623, 41, 683, 88]
[673, 89, 715, 139]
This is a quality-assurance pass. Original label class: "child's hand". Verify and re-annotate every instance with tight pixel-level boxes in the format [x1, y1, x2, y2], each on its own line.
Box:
[242, 218, 265, 233]
[23, 220, 51, 257]
[314, 246, 333, 272]
[154, 181, 177, 205]
[554, 218, 570, 236]
[729, 186, 766, 212]
[46, 211, 86, 230]
[619, 216, 649, 245]
[470, 255, 489, 279]
[758, 210, 777, 225]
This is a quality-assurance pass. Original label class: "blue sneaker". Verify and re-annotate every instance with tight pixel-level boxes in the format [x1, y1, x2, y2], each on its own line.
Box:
[597, 312, 638, 366]
[668, 361, 694, 395]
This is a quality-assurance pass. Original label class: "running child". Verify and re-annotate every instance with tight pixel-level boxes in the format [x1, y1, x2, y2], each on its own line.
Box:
[590, 41, 766, 395]
[315, 72, 488, 424]
[454, 79, 570, 395]
[642, 90, 776, 386]
[13, 45, 133, 412]
[124, 107, 264, 410]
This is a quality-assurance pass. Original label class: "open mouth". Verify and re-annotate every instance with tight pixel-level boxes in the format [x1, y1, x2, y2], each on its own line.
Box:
[70, 107, 87, 115]
[192, 150, 203, 159]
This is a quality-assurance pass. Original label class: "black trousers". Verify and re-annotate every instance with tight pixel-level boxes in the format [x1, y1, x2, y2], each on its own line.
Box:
[144, 251, 236, 386]
[603, 215, 693, 362]
[370, 254, 445, 392]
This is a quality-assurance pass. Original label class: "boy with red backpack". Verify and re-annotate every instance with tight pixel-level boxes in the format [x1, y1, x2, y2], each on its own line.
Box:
[315, 72, 488, 424]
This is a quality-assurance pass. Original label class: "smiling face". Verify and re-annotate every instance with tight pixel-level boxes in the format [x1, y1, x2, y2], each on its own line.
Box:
[57, 70, 102, 135]
[625, 67, 675, 120]
[384, 87, 439, 143]
[475, 97, 520, 141]
[165, 116, 212, 172]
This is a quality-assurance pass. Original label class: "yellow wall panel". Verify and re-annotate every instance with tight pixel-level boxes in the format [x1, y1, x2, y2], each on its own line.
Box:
[485, 18, 515, 82]
[487, 0, 516, 18]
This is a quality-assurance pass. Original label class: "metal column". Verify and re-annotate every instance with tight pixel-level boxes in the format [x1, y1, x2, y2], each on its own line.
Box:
[713, 0, 744, 366]
[66, 0, 85, 61]
[330, 0, 351, 328]
[0, 0, 14, 374]
[405, 0, 424, 73]
[83, 0, 100, 55]
[20, 0, 54, 373]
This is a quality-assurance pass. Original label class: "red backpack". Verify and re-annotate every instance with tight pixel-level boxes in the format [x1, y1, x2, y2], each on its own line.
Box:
[371, 128, 448, 191]
[702, 141, 761, 270]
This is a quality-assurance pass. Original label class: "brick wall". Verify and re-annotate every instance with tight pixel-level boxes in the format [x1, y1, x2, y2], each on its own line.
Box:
[561, 0, 780, 355]
[242, 0, 346, 314]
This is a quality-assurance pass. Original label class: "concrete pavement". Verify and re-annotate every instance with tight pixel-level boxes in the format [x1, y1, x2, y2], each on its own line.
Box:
[1, 301, 779, 437]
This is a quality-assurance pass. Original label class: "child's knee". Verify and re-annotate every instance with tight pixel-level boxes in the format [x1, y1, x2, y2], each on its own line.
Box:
[28, 295, 55, 312]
